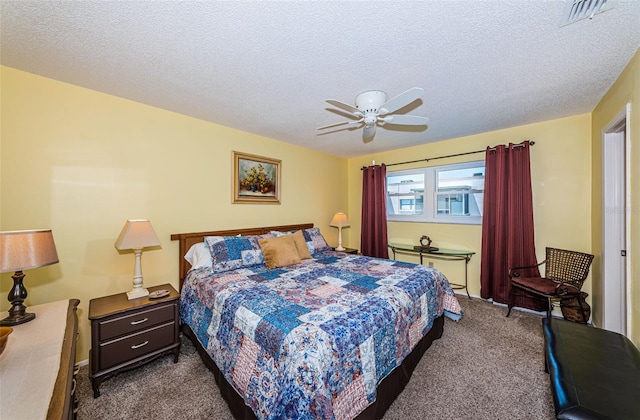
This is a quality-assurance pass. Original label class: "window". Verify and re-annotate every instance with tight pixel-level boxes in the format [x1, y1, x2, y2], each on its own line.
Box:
[387, 161, 485, 224]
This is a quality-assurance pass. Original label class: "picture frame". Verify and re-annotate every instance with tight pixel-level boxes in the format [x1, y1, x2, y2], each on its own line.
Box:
[233, 151, 281, 204]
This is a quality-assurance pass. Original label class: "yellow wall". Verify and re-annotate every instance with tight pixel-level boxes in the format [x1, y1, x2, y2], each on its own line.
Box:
[591, 49, 640, 347]
[0, 66, 349, 362]
[348, 114, 592, 301]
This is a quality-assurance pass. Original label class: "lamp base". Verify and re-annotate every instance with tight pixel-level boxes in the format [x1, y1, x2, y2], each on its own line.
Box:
[2, 271, 36, 326]
[0, 312, 36, 326]
[127, 287, 149, 300]
[335, 246, 346, 251]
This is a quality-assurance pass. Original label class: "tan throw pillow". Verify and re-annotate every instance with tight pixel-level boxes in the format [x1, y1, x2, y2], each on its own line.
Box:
[292, 230, 312, 259]
[259, 235, 302, 269]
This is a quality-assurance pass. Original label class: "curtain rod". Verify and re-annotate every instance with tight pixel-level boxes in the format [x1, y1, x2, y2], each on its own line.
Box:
[361, 140, 534, 170]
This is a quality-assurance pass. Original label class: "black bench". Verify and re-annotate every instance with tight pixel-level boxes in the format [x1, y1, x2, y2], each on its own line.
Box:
[542, 317, 640, 419]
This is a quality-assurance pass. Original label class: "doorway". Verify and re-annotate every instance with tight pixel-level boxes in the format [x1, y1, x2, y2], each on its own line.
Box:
[602, 104, 630, 335]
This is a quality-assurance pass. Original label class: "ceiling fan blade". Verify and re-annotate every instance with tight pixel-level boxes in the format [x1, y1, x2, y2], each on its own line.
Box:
[326, 99, 362, 115]
[378, 87, 424, 115]
[317, 118, 363, 130]
[382, 114, 429, 126]
[363, 125, 376, 140]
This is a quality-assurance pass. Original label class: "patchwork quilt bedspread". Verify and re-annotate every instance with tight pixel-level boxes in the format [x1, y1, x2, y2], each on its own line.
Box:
[180, 251, 462, 420]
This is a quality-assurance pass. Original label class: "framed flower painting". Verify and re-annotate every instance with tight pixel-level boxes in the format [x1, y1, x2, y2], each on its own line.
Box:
[233, 151, 281, 204]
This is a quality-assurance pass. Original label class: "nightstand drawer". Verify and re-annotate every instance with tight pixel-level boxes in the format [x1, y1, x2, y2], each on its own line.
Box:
[98, 321, 175, 370]
[98, 303, 175, 341]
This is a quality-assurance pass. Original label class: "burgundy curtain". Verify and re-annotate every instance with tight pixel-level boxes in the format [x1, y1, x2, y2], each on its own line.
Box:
[480, 141, 545, 310]
[361, 164, 389, 259]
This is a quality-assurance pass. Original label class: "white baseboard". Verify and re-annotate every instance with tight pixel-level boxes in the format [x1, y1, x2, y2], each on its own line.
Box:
[453, 291, 552, 317]
[489, 299, 550, 316]
[455, 293, 593, 323]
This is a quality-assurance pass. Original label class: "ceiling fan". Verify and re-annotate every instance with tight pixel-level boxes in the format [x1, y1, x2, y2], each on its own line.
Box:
[318, 87, 429, 141]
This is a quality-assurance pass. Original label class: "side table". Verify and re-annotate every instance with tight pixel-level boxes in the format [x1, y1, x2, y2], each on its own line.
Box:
[388, 243, 475, 298]
[89, 284, 180, 397]
[332, 247, 358, 254]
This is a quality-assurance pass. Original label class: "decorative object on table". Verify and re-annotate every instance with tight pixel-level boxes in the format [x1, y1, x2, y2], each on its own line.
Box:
[413, 235, 439, 252]
[0, 229, 59, 326]
[115, 219, 161, 300]
[329, 212, 350, 251]
[560, 291, 591, 324]
[233, 151, 281, 204]
[0, 326, 13, 355]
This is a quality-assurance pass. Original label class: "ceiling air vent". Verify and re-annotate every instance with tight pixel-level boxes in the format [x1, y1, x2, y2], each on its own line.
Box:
[561, 0, 616, 26]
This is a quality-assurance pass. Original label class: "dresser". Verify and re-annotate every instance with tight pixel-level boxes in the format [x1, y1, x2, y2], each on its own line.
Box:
[89, 284, 180, 397]
[0, 299, 80, 420]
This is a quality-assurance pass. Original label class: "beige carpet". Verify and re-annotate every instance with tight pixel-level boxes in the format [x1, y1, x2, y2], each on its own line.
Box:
[76, 297, 556, 419]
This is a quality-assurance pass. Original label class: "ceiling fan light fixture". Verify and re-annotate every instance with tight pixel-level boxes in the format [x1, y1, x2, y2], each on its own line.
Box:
[355, 90, 387, 113]
[363, 114, 378, 125]
[318, 87, 428, 141]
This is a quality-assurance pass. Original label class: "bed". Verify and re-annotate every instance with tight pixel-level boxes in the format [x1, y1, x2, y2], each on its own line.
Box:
[171, 223, 462, 420]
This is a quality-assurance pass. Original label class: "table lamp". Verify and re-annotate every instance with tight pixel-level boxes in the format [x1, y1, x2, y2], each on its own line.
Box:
[115, 219, 161, 300]
[329, 212, 350, 252]
[0, 229, 59, 326]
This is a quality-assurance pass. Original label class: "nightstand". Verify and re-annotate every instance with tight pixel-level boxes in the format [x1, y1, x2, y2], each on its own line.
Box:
[89, 284, 180, 398]
[332, 247, 358, 254]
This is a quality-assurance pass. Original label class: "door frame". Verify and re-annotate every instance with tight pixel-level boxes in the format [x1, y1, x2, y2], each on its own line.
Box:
[601, 103, 631, 335]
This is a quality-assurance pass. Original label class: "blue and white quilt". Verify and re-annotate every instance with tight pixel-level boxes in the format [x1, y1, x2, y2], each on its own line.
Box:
[180, 250, 461, 420]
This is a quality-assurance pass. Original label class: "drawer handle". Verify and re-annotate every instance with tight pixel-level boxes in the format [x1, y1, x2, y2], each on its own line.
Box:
[131, 340, 149, 349]
[130, 317, 149, 325]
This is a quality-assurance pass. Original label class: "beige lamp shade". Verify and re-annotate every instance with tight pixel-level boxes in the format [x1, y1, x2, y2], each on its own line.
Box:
[115, 219, 161, 250]
[0, 229, 59, 325]
[115, 219, 160, 300]
[329, 212, 350, 228]
[329, 213, 350, 252]
[0, 229, 59, 273]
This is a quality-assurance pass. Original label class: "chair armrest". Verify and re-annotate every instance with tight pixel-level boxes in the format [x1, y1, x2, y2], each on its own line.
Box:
[553, 279, 581, 294]
[554, 280, 570, 294]
[508, 260, 546, 278]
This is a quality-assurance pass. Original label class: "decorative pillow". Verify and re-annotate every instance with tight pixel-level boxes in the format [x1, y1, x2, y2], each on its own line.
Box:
[271, 227, 330, 254]
[269, 230, 312, 259]
[291, 230, 312, 259]
[258, 235, 302, 269]
[205, 233, 274, 273]
[184, 242, 212, 270]
[302, 227, 331, 253]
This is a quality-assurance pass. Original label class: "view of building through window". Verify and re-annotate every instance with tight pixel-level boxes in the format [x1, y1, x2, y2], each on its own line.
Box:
[436, 166, 485, 216]
[387, 173, 425, 216]
[387, 161, 485, 224]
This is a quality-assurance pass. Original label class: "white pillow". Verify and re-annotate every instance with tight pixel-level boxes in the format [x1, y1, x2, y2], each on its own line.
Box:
[184, 242, 212, 270]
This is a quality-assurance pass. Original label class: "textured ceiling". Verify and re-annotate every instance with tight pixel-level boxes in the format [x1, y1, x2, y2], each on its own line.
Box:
[2, 1, 639, 158]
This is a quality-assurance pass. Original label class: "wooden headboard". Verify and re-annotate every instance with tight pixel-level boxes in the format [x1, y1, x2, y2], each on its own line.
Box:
[170, 223, 314, 291]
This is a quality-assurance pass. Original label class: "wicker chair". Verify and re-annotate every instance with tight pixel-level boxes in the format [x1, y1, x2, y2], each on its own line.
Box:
[506, 247, 594, 319]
